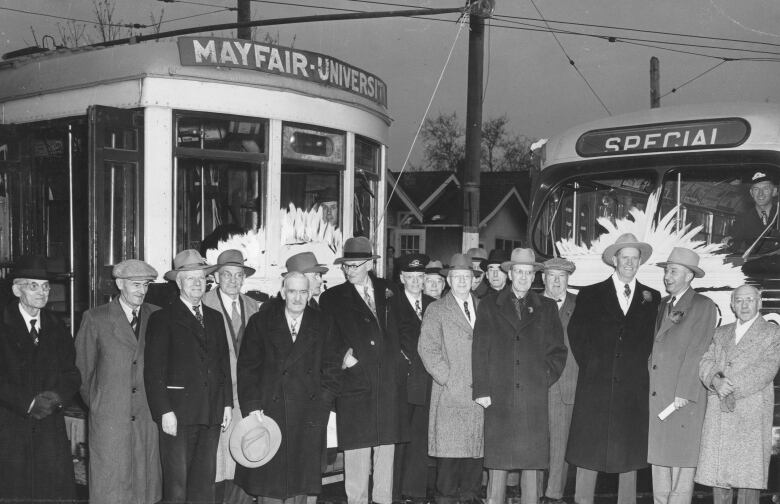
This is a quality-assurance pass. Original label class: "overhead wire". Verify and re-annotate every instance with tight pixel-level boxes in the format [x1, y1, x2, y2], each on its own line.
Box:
[660, 60, 728, 98]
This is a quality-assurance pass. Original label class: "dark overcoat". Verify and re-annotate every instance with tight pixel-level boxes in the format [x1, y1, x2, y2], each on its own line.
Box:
[0, 304, 81, 502]
[235, 302, 342, 498]
[566, 278, 660, 473]
[395, 293, 435, 406]
[319, 276, 408, 449]
[472, 289, 567, 469]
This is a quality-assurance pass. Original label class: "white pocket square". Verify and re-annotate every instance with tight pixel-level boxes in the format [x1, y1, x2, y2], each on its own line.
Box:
[166, 386, 185, 390]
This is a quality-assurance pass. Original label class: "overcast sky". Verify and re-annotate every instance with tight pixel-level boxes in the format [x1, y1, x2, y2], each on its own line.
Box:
[2, 0, 780, 171]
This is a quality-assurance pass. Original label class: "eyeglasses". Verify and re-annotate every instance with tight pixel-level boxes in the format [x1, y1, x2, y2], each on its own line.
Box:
[20, 281, 51, 292]
[341, 259, 371, 271]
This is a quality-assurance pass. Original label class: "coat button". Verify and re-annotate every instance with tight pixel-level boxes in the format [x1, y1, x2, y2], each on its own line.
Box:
[615, 353, 621, 358]
[310, 394, 316, 400]
[283, 370, 288, 375]
[651, 391, 656, 396]
[370, 340, 375, 346]
[131, 416, 136, 421]
[132, 360, 137, 365]
[515, 384, 520, 389]
[652, 365, 657, 370]
[132, 387, 137, 393]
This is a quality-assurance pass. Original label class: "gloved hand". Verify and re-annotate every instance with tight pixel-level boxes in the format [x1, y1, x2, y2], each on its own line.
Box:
[29, 391, 63, 420]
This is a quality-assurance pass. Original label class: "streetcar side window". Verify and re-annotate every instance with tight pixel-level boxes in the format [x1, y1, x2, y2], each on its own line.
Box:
[354, 136, 380, 239]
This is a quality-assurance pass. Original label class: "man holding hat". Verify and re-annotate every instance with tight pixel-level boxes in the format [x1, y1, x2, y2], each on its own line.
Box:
[144, 249, 233, 504]
[75, 259, 163, 504]
[567, 233, 661, 504]
[731, 171, 780, 254]
[203, 249, 260, 504]
[648, 247, 716, 504]
[540, 257, 578, 504]
[0, 255, 81, 502]
[320, 236, 407, 504]
[473, 249, 567, 504]
[285, 251, 329, 308]
[423, 260, 447, 300]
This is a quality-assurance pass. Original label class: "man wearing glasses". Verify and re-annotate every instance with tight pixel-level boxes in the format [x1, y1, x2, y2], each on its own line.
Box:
[0, 255, 81, 502]
[320, 237, 407, 504]
[731, 171, 780, 254]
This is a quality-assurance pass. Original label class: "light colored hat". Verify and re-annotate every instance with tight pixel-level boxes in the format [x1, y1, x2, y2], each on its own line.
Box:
[543, 257, 576, 274]
[163, 249, 218, 281]
[113, 259, 158, 280]
[229, 414, 282, 469]
[440, 253, 482, 275]
[466, 247, 488, 271]
[656, 247, 704, 278]
[215, 250, 255, 276]
[501, 248, 544, 273]
[334, 237, 380, 264]
[601, 233, 653, 266]
[285, 252, 328, 275]
[424, 260, 446, 278]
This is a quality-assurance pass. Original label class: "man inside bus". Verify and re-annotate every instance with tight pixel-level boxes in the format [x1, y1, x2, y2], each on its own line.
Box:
[731, 171, 780, 255]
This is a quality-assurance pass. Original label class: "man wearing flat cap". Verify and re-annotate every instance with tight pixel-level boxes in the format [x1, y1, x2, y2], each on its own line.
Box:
[424, 260, 447, 300]
[0, 255, 81, 502]
[539, 257, 578, 504]
[473, 248, 567, 504]
[731, 171, 780, 254]
[203, 249, 260, 504]
[75, 259, 162, 504]
[567, 233, 661, 504]
[648, 247, 716, 504]
[319, 236, 407, 504]
[144, 249, 233, 503]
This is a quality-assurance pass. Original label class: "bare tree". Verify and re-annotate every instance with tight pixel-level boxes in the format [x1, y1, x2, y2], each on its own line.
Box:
[420, 112, 465, 171]
[92, 0, 122, 42]
[56, 21, 89, 48]
[149, 9, 165, 35]
[481, 115, 509, 171]
[498, 134, 535, 172]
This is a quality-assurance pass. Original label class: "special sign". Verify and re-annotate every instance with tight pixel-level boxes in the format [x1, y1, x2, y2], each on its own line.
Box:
[177, 37, 388, 108]
[576, 118, 750, 157]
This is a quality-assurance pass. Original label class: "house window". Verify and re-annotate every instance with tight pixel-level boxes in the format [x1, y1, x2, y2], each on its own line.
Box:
[495, 237, 522, 252]
[398, 230, 425, 255]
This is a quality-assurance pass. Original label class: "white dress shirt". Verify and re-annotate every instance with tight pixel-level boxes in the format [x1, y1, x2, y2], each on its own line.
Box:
[611, 273, 637, 315]
[454, 294, 475, 328]
[18, 304, 39, 333]
[735, 314, 759, 345]
[218, 289, 242, 318]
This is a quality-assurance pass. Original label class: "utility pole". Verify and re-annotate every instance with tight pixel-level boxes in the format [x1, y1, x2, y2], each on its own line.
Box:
[462, 0, 493, 253]
[237, 0, 252, 40]
[650, 56, 660, 108]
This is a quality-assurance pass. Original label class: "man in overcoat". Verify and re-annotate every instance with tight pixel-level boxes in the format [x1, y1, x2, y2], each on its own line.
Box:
[418, 253, 484, 504]
[648, 248, 716, 504]
[473, 248, 567, 504]
[392, 253, 436, 503]
[284, 251, 329, 308]
[567, 233, 661, 504]
[144, 249, 233, 503]
[203, 249, 260, 504]
[696, 284, 780, 504]
[540, 257, 578, 504]
[75, 259, 163, 504]
[0, 255, 81, 502]
[235, 272, 343, 503]
[319, 236, 407, 504]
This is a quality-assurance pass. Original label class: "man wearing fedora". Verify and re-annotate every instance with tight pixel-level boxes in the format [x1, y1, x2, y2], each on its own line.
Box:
[423, 260, 447, 300]
[392, 253, 436, 504]
[418, 253, 484, 504]
[567, 233, 661, 504]
[285, 251, 329, 308]
[731, 171, 780, 254]
[144, 249, 233, 503]
[465, 247, 488, 294]
[319, 236, 407, 504]
[648, 247, 716, 504]
[75, 259, 163, 504]
[203, 249, 260, 504]
[481, 249, 510, 297]
[0, 255, 81, 502]
[234, 271, 343, 503]
[473, 249, 567, 504]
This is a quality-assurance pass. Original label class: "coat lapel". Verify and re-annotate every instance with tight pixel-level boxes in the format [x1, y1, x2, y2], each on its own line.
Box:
[108, 299, 137, 347]
[600, 278, 625, 319]
[444, 291, 473, 333]
[284, 306, 317, 367]
[3, 303, 35, 352]
[496, 288, 520, 331]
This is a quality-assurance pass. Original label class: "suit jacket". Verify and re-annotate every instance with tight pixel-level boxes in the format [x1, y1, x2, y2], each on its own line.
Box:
[549, 292, 578, 405]
[144, 298, 232, 426]
[393, 292, 434, 406]
[566, 277, 660, 472]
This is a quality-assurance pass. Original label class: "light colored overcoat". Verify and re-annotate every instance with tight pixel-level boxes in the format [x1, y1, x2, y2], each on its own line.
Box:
[202, 288, 259, 483]
[648, 288, 716, 467]
[75, 299, 162, 504]
[696, 316, 780, 489]
[418, 291, 484, 458]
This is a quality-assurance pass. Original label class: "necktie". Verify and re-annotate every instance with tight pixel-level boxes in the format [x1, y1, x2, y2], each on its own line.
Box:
[414, 299, 422, 320]
[667, 296, 676, 315]
[762, 211, 768, 226]
[513, 296, 524, 320]
[364, 285, 377, 317]
[193, 305, 204, 327]
[290, 318, 298, 341]
[29, 319, 39, 346]
[624, 283, 631, 299]
[231, 300, 242, 336]
[130, 309, 139, 339]
[463, 301, 471, 322]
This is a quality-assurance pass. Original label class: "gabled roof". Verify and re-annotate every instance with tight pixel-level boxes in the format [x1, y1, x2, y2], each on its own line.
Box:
[479, 171, 530, 227]
[385, 171, 423, 222]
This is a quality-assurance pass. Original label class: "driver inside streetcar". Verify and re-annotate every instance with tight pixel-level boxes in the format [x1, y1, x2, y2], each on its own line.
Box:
[730, 171, 780, 255]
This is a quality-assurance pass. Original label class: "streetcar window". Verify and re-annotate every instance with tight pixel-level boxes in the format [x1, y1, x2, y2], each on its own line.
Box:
[177, 115, 266, 153]
[354, 136, 380, 238]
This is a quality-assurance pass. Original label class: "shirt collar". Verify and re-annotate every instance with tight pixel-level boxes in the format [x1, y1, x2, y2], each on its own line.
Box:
[18, 303, 38, 330]
[180, 296, 202, 311]
[611, 272, 637, 293]
[669, 287, 689, 305]
[218, 288, 240, 312]
[737, 313, 760, 329]
[405, 290, 422, 307]
[118, 297, 137, 321]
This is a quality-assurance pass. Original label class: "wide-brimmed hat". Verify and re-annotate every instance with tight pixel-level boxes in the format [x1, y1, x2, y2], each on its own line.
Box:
[601, 233, 653, 266]
[543, 257, 576, 274]
[164, 249, 218, 281]
[501, 248, 544, 273]
[113, 259, 158, 280]
[334, 237, 380, 264]
[398, 253, 430, 273]
[656, 247, 705, 278]
[229, 413, 282, 469]
[485, 248, 510, 267]
[10, 255, 53, 281]
[215, 249, 256, 277]
[424, 260, 446, 277]
[466, 247, 488, 271]
[284, 252, 328, 275]
[440, 253, 482, 275]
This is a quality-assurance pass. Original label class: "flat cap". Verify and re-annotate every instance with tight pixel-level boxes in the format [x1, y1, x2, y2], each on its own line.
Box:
[543, 257, 576, 274]
[113, 259, 158, 280]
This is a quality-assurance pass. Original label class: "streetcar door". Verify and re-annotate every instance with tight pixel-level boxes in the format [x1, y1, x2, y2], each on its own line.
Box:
[88, 106, 144, 307]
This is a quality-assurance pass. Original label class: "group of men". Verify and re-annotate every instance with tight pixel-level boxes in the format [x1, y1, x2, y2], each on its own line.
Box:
[1, 229, 780, 504]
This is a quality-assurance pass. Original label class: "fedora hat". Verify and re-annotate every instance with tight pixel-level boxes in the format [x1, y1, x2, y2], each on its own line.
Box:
[466, 247, 488, 271]
[501, 248, 544, 273]
[163, 249, 218, 281]
[334, 237, 380, 264]
[424, 260, 446, 277]
[215, 249, 256, 276]
[285, 252, 328, 275]
[601, 233, 653, 266]
[230, 413, 282, 469]
[10, 255, 53, 281]
[440, 253, 482, 275]
[485, 248, 510, 267]
[656, 247, 704, 278]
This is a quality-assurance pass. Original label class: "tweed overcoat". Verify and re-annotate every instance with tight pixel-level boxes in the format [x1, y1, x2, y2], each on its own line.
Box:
[696, 316, 780, 489]
[472, 288, 567, 469]
[0, 304, 81, 502]
[418, 291, 484, 458]
[550, 293, 578, 406]
[75, 299, 162, 504]
[202, 288, 259, 484]
[319, 275, 408, 449]
[566, 277, 661, 472]
[647, 288, 716, 468]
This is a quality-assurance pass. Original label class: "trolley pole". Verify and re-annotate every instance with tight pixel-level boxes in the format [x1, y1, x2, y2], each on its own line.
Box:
[237, 0, 252, 40]
[650, 56, 660, 108]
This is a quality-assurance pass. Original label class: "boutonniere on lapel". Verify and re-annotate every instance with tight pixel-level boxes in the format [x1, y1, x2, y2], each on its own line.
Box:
[527, 305, 534, 315]
[669, 310, 685, 324]
[641, 291, 653, 304]
[385, 288, 394, 299]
